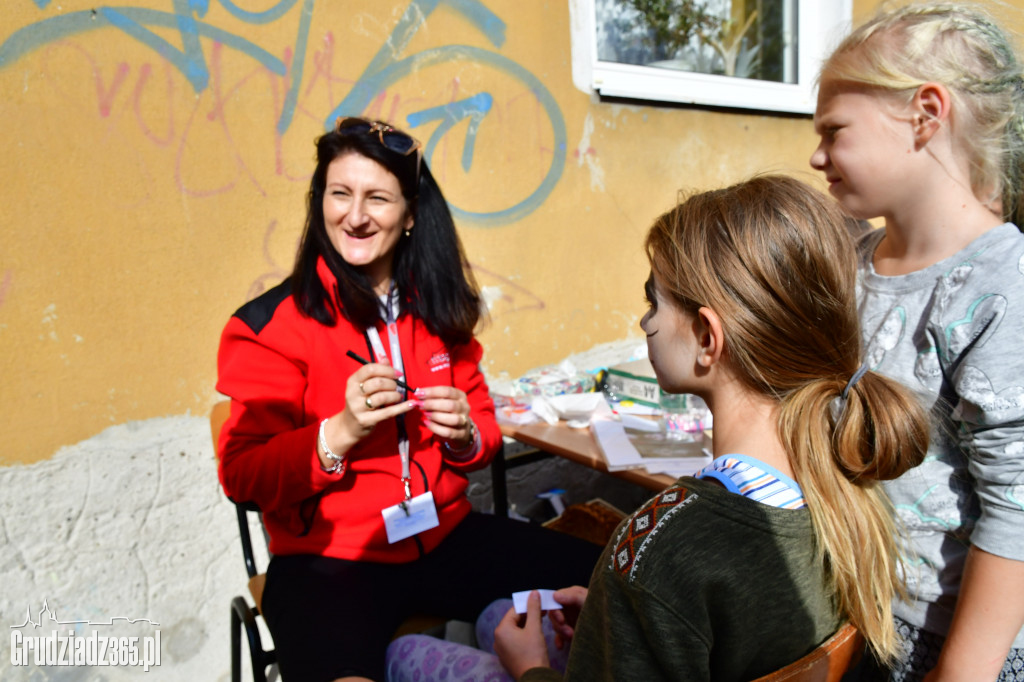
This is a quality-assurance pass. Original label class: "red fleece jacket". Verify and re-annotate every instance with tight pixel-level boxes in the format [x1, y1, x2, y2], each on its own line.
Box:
[216, 262, 500, 563]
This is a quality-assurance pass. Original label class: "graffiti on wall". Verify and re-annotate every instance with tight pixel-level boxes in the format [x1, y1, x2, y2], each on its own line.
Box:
[1, 0, 567, 226]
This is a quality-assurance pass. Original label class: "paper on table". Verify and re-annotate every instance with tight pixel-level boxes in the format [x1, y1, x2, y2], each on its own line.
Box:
[547, 393, 610, 420]
[590, 416, 648, 471]
[533, 392, 615, 425]
[592, 415, 712, 476]
[643, 456, 712, 477]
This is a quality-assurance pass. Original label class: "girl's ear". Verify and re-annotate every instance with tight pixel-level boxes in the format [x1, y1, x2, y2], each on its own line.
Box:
[911, 82, 951, 148]
[695, 306, 725, 368]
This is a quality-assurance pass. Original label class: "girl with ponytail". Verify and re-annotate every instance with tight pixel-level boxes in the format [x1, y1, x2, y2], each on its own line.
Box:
[645, 175, 929, 669]
[479, 175, 929, 681]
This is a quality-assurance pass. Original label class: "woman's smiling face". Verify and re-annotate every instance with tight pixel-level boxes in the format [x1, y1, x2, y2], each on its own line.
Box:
[322, 151, 413, 294]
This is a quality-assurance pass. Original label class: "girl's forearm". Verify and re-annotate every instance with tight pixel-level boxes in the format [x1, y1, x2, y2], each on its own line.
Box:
[927, 546, 1024, 681]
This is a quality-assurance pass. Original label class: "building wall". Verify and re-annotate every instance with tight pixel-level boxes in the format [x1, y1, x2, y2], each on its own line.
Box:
[0, 0, 905, 464]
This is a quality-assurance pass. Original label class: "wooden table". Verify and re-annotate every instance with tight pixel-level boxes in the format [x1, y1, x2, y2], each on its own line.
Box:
[491, 420, 676, 516]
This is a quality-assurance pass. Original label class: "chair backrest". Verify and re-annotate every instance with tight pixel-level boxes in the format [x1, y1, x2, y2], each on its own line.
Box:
[213, 400, 278, 682]
[752, 622, 863, 682]
[210, 400, 231, 454]
[210, 400, 266, 584]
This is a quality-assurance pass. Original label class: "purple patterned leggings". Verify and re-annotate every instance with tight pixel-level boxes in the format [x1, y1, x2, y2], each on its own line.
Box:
[384, 599, 570, 682]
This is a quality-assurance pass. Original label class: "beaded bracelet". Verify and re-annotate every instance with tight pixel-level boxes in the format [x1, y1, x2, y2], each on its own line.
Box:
[318, 418, 346, 475]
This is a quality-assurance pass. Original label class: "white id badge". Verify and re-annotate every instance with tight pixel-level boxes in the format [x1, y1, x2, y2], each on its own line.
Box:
[382, 491, 440, 543]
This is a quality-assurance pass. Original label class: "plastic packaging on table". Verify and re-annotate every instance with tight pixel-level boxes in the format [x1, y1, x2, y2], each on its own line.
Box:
[490, 390, 535, 425]
[515, 360, 595, 397]
[490, 361, 597, 425]
[659, 393, 711, 442]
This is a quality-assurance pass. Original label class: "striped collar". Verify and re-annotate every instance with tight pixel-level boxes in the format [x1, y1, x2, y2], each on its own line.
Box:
[696, 454, 806, 510]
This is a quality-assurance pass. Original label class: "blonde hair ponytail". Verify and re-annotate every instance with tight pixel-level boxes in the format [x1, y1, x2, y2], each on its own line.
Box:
[779, 371, 928, 664]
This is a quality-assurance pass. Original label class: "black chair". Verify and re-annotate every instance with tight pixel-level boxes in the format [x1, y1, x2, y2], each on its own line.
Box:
[229, 503, 277, 682]
[211, 401, 277, 682]
[212, 401, 454, 681]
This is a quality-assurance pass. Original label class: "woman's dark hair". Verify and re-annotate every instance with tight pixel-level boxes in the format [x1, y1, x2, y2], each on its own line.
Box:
[290, 120, 482, 347]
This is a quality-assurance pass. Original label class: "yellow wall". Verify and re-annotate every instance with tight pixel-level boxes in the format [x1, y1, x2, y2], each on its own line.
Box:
[2, 0, 1020, 464]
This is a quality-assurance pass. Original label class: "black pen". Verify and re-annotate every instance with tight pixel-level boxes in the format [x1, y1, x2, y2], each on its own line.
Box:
[346, 350, 416, 393]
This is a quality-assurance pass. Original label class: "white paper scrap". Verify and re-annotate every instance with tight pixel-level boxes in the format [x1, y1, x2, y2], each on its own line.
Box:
[512, 589, 561, 614]
[547, 393, 613, 421]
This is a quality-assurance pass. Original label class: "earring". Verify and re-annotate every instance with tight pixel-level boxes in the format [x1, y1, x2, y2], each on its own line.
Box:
[404, 229, 411, 237]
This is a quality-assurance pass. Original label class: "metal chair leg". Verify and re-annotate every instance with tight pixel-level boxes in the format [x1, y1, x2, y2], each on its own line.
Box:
[230, 602, 242, 682]
[231, 596, 274, 682]
[491, 442, 509, 517]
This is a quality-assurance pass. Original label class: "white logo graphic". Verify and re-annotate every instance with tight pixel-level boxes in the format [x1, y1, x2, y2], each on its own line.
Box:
[10, 600, 161, 672]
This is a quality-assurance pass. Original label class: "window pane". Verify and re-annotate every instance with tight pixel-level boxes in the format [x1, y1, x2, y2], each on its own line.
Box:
[596, 0, 798, 84]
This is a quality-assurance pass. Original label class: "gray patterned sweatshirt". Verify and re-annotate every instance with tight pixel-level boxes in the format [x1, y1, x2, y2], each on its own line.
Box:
[857, 223, 1024, 649]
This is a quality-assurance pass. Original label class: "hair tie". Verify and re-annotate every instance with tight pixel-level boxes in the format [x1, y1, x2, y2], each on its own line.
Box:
[841, 365, 869, 400]
[830, 364, 870, 424]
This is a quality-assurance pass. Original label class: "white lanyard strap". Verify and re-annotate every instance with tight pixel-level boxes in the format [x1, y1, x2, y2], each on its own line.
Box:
[367, 286, 407, 397]
[367, 284, 412, 501]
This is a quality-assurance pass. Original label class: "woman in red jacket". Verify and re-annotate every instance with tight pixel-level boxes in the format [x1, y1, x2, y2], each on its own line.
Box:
[216, 118, 601, 682]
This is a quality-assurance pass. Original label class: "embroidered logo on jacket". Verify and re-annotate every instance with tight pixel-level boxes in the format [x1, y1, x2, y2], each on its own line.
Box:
[429, 352, 450, 372]
[611, 484, 696, 581]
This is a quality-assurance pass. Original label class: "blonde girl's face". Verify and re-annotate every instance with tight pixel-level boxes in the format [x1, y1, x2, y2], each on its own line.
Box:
[640, 272, 702, 395]
[810, 82, 917, 220]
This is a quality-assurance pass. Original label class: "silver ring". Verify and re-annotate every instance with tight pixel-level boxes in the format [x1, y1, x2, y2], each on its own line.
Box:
[359, 382, 366, 395]
[365, 396, 374, 410]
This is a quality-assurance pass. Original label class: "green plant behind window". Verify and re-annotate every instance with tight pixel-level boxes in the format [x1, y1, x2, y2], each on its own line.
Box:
[624, 0, 724, 61]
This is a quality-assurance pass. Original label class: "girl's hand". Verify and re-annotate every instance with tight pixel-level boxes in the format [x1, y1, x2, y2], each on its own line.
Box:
[318, 359, 415, 467]
[494, 591, 551, 679]
[413, 385, 475, 449]
[549, 586, 588, 649]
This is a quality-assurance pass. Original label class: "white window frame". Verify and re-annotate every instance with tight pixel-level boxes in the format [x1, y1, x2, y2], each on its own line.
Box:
[570, 0, 852, 115]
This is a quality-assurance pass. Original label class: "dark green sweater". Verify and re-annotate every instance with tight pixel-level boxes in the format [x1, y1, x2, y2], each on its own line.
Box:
[522, 476, 841, 681]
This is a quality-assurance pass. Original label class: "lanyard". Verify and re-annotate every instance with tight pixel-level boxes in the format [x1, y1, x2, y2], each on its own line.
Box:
[366, 284, 412, 503]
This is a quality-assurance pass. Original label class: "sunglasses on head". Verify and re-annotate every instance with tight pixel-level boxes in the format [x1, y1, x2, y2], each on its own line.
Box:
[335, 116, 423, 159]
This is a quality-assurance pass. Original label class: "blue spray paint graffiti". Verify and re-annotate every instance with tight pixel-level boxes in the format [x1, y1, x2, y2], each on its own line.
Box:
[2, 0, 312, 133]
[1, 0, 566, 224]
[409, 93, 494, 173]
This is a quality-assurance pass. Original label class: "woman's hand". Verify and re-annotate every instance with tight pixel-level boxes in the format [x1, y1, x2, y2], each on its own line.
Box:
[317, 359, 415, 468]
[494, 591, 551, 679]
[414, 385, 475, 450]
[548, 586, 588, 650]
